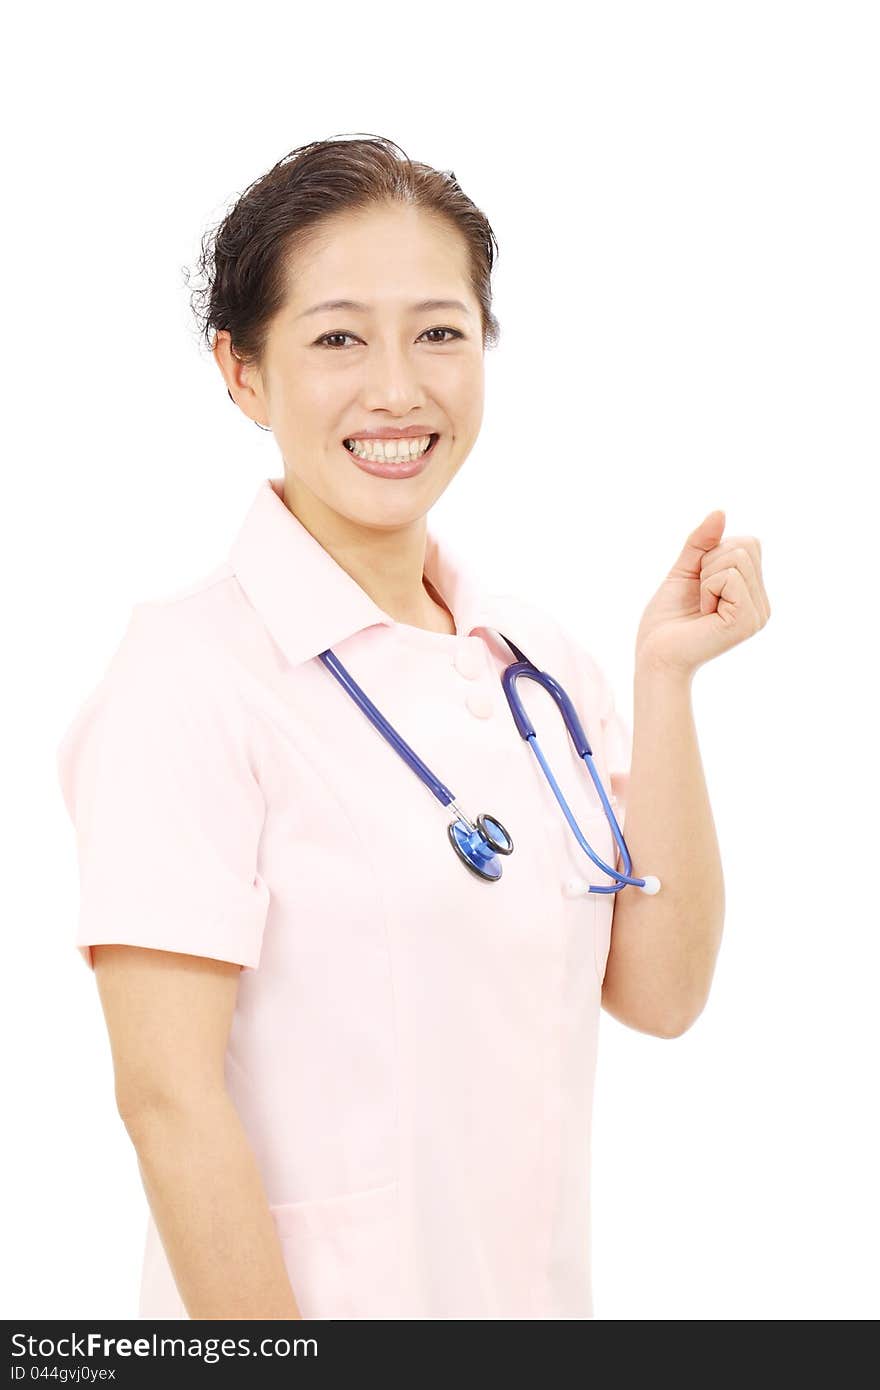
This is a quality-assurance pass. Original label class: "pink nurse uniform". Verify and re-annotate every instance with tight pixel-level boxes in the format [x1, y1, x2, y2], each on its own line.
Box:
[56, 475, 632, 1321]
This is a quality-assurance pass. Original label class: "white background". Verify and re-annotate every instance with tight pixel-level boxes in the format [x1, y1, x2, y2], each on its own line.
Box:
[4, 0, 877, 1322]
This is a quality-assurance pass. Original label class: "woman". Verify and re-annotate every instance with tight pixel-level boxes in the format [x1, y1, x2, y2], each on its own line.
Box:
[56, 134, 771, 1321]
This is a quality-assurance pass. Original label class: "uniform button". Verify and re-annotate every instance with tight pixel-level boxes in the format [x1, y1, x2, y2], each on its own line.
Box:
[466, 686, 495, 719]
[562, 876, 589, 898]
[453, 637, 484, 681]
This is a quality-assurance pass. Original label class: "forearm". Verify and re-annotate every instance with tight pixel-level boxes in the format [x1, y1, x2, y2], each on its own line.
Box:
[601, 663, 725, 1036]
[123, 1091, 302, 1320]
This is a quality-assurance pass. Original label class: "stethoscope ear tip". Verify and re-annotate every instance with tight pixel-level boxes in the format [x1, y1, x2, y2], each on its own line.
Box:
[639, 875, 662, 895]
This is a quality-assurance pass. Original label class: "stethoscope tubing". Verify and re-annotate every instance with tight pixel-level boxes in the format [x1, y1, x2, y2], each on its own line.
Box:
[501, 650, 641, 893]
[319, 648, 459, 810]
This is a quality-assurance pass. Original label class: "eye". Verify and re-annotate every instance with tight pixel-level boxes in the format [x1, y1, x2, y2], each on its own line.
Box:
[313, 327, 465, 350]
[420, 327, 464, 344]
[314, 332, 359, 349]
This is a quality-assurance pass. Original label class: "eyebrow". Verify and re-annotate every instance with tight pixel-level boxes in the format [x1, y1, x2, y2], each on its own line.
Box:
[298, 298, 472, 319]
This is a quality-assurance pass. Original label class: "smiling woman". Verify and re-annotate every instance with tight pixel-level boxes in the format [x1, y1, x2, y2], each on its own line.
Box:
[59, 132, 636, 1323]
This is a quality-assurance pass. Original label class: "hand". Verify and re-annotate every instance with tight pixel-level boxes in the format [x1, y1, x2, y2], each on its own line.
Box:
[635, 509, 771, 678]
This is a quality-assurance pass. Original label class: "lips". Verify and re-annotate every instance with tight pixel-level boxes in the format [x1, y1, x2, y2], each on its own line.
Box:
[343, 432, 440, 479]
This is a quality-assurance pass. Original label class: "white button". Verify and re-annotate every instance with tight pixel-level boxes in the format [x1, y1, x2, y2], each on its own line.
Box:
[562, 876, 589, 898]
[453, 637, 484, 681]
[466, 687, 495, 719]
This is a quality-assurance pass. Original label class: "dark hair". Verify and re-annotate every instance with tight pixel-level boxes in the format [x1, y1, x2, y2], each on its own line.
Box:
[184, 132, 501, 409]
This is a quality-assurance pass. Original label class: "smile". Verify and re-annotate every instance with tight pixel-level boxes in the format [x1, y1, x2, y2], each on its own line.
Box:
[342, 433, 440, 480]
[343, 433, 437, 462]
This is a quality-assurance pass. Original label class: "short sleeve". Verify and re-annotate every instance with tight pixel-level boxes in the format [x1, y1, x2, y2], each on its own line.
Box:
[55, 603, 270, 972]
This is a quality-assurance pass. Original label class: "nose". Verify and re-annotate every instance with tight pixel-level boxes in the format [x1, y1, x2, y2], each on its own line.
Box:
[359, 339, 429, 414]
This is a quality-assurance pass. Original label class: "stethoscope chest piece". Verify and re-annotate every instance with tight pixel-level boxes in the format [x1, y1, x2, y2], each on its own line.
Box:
[447, 812, 514, 881]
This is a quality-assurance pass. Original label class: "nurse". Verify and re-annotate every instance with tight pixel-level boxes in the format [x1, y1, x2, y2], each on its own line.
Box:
[56, 133, 771, 1321]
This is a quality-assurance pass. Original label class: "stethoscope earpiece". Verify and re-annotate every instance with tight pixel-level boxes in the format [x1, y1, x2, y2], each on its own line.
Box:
[447, 813, 514, 881]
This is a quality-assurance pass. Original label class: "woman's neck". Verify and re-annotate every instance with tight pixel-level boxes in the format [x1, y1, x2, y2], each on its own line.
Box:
[280, 475, 457, 635]
[415, 577, 457, 634]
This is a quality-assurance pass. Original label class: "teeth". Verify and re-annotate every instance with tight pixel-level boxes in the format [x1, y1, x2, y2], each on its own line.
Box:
[344, 434, 433, 461]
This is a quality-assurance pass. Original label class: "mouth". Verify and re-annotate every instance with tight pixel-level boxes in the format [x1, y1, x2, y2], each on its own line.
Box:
[341, 432, 440, 479]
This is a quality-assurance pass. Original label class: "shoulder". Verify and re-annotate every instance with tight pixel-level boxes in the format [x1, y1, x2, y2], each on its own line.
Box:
[56, 563, 268, 821]
[129, 561, 247, 655]
[58, 568, 248, 762]
[103, 559, 258, 685]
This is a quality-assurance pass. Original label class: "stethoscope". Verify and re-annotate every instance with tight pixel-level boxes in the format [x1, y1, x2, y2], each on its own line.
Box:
[318, 632, 660, 896]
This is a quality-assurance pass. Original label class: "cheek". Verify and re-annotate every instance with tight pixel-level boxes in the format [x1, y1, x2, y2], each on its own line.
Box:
[308, 380, 348, 421]
[441, 359, 483, 420]
[280, 357, 344, 412]
[456, 388, 484, 446]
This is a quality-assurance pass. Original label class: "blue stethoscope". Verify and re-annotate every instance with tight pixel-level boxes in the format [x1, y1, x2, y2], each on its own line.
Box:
[318, 632, 660, 896]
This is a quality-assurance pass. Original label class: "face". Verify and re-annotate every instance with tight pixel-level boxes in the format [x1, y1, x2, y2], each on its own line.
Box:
[215, 203, 485, 535]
